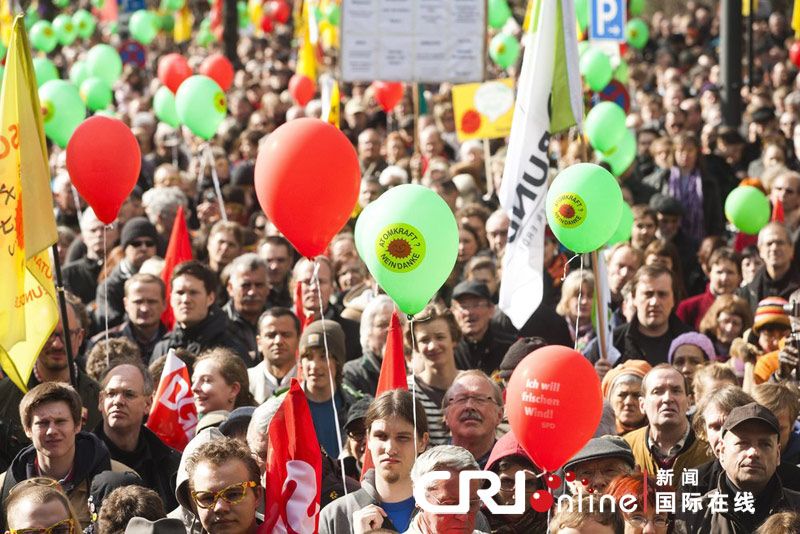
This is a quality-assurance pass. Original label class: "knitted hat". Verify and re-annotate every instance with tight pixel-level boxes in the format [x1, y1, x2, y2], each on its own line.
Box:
[600, 359, 652, 399]
[299, 320, 346, 367]
[120, 216, 159, 249]
[667, 332, 716, 364]
[753, 297, 790, 334]
[497, 337, 548, 380]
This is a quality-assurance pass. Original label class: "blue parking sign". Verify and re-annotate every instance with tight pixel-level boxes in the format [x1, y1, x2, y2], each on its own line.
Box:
[590, 0, 626, 42]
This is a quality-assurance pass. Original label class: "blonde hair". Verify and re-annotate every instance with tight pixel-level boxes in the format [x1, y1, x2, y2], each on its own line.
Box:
[5, 482, 80, 531]
[556, 271, 595, 317]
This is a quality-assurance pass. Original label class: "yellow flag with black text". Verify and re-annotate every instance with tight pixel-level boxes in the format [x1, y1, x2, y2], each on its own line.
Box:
[0, 16, 59, 393]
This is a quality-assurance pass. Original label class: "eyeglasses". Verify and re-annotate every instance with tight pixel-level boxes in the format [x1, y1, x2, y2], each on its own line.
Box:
[627, 515, 670, 528]
[427, 494, 482, 511]
[102, 388, 143, 401]
[129, 239, 155, 248]
[8, 477, 63, 496]
[575, 467, 627, 481]
[452, 301, 490, 312]
[10, 518, 75, 534]
[47, 329, 83, 345]
[447, 395, 497, 407]
[191, 481, 257, 509]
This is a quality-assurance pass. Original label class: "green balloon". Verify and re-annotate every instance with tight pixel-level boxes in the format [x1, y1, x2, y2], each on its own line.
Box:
[154, 86, 180, 128]
[580, 48, 612, 92]
[91, 0, 105, 7]
[0, 66, 5, 83]
[606, 202, 633, 246]
[197, 27, 215, 46]
[546, 163, 623, 253]
[614, 59, 629, 83]
[25, 6, 39, 30]
[175, 75, 226, 140]
[626, 18, 649, 50]
[355, 184, 459, 315]
[80, 77, 113, 111]
[69, 61, 89, 86]
[130, 10, 158, 45]
[575, 0, 589, 30]
[160, 14, 175, 32]
[53, 14, 77, 46]
[629, 0, 645, 16]
[38, 80, 86, 148]
[162, 0, 185, 10]
[725, 186, 771, 235]
[324, 4, 341, 25]
[577, 40, 590, 58]
[0, 42, 6, 61]
[488, 0, 512, 29]
[33, 57, 59, 87]
[86, 44, 122, 86]
[73, 9, 97, 39]
[53, 0, 69, 7]
[489, 33, 520, 69]
[200, 18, 211, 31]
[585, 102, 626, 153]
[30, 21, 57, 53]
[238, 2, 249, 28]
[598, 129, 636, 176]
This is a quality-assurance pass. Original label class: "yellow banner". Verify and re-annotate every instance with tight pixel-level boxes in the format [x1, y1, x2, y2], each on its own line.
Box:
[452, 78, 515, 141]
[0, 16, 59, 393]
[174, 6, 193, 44]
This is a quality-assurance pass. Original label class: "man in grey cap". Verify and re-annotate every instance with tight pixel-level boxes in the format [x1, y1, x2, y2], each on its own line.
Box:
[562, 436, 635, 495]
[450, 281, 516, 376]
[675, 402, 800, 532]
[299, 320, 364, 459]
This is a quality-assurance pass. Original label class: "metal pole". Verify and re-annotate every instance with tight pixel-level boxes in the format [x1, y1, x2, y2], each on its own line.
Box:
[720, 0, 744, 127]
[748, 0, 754, 90]
[51, 243, 77, 387]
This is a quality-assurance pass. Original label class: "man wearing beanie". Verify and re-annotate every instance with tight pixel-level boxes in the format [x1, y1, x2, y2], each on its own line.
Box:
[94, 217, 161, 330]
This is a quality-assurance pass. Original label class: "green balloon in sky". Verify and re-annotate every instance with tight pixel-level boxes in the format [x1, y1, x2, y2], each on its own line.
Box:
[725, 186, 771, 235]
[585, 101, 626, 153]
[175, 75, 227, 140]
[80, 77, 113, 111]
[33, 57, 59, 87]
[154, 85, 180, 128]
[546, 163, 623, 253]
[38, 80, 86, 148]
[86, 44, 123, 86]
[30, 21, 57, 53]
[355, 184, 459, 315]
[598, 129, 636, 176]
[53, 14, 77, 46]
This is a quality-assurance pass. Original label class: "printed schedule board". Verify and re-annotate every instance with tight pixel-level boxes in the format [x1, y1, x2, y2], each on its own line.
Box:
[341, 0, 486, 83]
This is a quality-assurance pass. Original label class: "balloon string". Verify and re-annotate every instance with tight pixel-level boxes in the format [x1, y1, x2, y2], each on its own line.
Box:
[313, 258, 349, 496]
[408, 315, 418, 459]
[103, 225, 109, 361]
[71, 186, 82, 225]
[561, 252, 582, 282]
[205, 145, 228, 222]
[573, 254, 584, 352]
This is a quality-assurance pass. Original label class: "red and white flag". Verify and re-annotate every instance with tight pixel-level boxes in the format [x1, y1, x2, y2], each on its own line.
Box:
[146, 349, 197, 451]
[262, 379, 322, 534]
[160, 205, 193, 330]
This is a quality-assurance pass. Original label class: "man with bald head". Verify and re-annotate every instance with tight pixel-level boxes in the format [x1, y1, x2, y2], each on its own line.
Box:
[740, 222, 800, 311]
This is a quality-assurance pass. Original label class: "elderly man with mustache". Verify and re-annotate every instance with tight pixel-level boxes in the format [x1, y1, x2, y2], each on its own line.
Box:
[442, 370, 504, 469]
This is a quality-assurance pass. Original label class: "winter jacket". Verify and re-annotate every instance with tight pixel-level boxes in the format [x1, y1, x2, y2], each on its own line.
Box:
[0, 432, 132, 530]
[676, 286, 715, 330]
[623, 425, 714, 486]
[94, 260, 135, 330]
[319, 469, 400, 534]
[62, 256, 102, 305]
[585, 314, 693, 366]
[222, 300, 261, 367]
[150, 305, 249, 362]
[86, 321, 167, 364]
[170, 428, 224, 534]
[342, 350, 382, 397]
[454, 321, 518, 376]
[738, 266, 800, 313]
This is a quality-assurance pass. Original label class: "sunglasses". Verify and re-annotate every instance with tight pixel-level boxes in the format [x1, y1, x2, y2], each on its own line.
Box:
[129, 239, 155, 248]
[10, 518, 74, 534]
[191, 481, 257, 509]
[9, 477, 63, 495]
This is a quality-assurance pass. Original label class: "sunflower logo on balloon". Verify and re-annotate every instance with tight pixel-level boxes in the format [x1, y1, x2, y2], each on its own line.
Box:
[375, 222, 427, 273]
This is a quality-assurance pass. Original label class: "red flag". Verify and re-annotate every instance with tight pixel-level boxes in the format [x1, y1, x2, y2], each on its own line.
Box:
[361, 308, 407, 478]
[146, 350, 197, 451]
[261, 379, 322, 534]
[772, 198, 785, 223]
[160, 205, 193, 330]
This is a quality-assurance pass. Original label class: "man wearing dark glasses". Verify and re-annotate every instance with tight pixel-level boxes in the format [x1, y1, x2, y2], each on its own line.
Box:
[185, 437, 262, 534]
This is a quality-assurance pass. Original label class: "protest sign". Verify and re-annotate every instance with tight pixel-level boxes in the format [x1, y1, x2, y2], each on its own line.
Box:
[452, 78, 515, 141]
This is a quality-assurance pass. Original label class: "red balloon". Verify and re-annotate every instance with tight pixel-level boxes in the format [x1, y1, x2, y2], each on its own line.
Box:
[66, 117, 141, 225]
[260, 14, 274, 33]
[288, 74, 316, 106]
[157, 53, 192, 94]
[199, 53, 235, 92]
[254, 118, 360, 257]
[372, 81, 404, 112]
[267, 0, 290, 24]
[505, 345, 602, 472]
[791, 42, 800, 68]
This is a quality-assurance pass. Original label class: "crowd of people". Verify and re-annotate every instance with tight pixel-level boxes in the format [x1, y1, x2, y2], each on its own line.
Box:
[3, 0, 800, 533]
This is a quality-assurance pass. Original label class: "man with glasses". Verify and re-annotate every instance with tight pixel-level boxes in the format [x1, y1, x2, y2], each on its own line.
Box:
[186, 437, 262, 534]
[442, 370, 503, 469]
[450, 281, 515, 376]
[562, 436, 635, 495]
[4, 482, 80, 534]
[740, 223, 800, 312]
[94, 217, 160, 330]
[0, 294, 100, 469]
[0, 383, 129, 529]
[93, 359, 181, 511]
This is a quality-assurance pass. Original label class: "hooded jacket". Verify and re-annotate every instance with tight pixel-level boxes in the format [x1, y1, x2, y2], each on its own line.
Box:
[150, 305, 248, 363]
[483, 432, 548, 534]
[168, 428, 223, 534]
[318, 469, 400, 534]
[0, 432, 131, 530]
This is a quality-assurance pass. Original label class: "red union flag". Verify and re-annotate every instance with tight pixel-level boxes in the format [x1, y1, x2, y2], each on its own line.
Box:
[146, 349, 197, 451]
[261, 379, 321, 534]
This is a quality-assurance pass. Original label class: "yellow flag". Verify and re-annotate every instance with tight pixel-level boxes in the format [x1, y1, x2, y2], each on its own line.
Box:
[742, 0, 759, 17]
[174, 6, 193, 44]
[320, 75, 340, 128]
[0, 0, 12, 46]
[794, 0, 800, 38]
[523, 0, 534, 32]
[296, 1, 317, 81]
[0, 15, 59, 393]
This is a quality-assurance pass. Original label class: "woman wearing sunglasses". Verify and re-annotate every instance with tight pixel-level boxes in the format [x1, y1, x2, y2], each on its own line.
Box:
[5, 480, 80, 534]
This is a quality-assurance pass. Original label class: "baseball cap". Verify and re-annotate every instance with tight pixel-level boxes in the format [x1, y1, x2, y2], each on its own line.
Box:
[722, 402, 780, 437]
[344, 397, 373, 431]
[452, 280, 493, 302]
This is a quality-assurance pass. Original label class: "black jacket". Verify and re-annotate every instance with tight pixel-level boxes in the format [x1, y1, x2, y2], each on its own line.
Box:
[0, 369, 102, 471]
[150, 305, 249, 362]
[342, 350, 382, 397]
[94, 425, 182, 511]
[62, 256, 102, 305]
[454, 321, 517, 376]
[222, 300, 260, 367]
[585, 314, 692, 366]
[86, 321, 167, 364]
[93, 260, 136, 330]
[689, 458, 800, 494]
[738, 266, 800, 313]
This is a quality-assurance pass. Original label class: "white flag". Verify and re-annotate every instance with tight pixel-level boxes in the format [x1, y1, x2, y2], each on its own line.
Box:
[498, 0, 583, 329]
